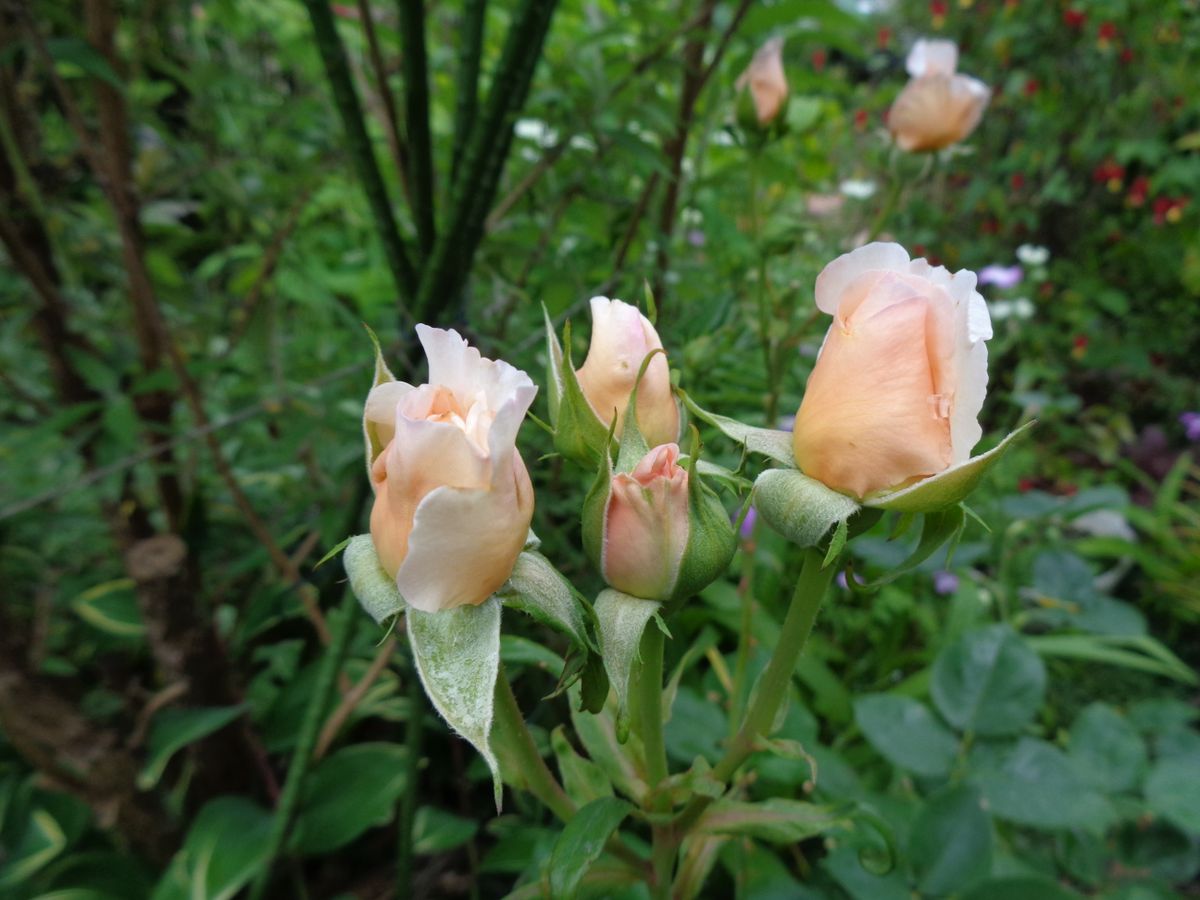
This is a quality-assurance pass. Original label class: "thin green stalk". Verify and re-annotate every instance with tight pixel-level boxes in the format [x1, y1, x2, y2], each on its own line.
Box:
[450, 0, 487, 183]
[491, 666, 577, 821]
[397, 0, 435, 257]
[728, 560, 756, 735]
[865, 175, 903, 243]
[637, 624, 669, 793]
[396, 649, 424, 896]
[747, 153, 778, 424]
[670, 549, 834, 843]
[248, 590, 361, 900]
[414, 0, 558, 323]
[300, 0, 418, 306]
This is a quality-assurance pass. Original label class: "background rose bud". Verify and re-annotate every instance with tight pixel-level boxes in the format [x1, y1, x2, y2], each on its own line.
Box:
[792, 242, 993, 498]
[575, 296, 680, 447]
[599, 443, 691, 600]
[363, 325, 537, 613]
[736, 36, 789, 126]
[888, 38, 989, 152]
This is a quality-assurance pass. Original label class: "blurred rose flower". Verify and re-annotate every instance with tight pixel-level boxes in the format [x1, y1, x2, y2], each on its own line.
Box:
[1153, 196, 1188, 225]
[888, 39, 989, 152]
[1127, 176, 1149, 207]
[978, 264, 1023, 289]
[364, 326, 537, 612]
[576, 297, 679, 447]
[1063, 8, 1086, 29]
[737, 37, 789, 125]
[1093, 159, 1125, 191]
[791, 242, 993, 498]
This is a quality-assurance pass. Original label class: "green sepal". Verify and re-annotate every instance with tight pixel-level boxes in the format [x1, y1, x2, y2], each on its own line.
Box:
[614, 348, 662, 474]
[753, 467, 861, 549]
[498, 550, 594, 653]
[678, 388, 795, 467]
[542, 304, 564, 428]
[593, 589, 661, 742]
[848, 506, 967, 594]
[343, 534, 404, 625]
[578, 650, 610, 714]
[362, 324, 399, 471]
[670, 426, 736, 604]
[552, 319, 615, 469]
[407, 598, 503, 812]
[867, 422, 1035, 512]
[580, 416, 618, 575]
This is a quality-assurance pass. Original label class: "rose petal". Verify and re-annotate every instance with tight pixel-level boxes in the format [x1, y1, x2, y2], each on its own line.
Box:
[814, 242, 912, 315]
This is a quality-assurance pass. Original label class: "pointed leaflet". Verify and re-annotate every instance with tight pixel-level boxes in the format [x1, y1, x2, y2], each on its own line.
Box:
[593, 589, 661, 741]
[499, 550, 593, 652]
[407, 598, 503, 810]
[848, 506, 966, 592]
[548, 797, 634, 900]
[868, 422, 1035, 512]
[344, 534, 405, 625]
[678, 388, 795, 467]
[553, 319, 614, 468]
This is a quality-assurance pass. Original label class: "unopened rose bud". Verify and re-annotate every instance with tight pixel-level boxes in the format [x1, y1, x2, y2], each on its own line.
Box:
[791, 242, 993, 499]
[736, 37, 789, 129]
[575, 297, 679, 448]
[363, 326, 537, 612]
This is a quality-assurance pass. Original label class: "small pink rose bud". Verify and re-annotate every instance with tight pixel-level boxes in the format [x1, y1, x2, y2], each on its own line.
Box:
[575, 297, 680, 448]
[888, 39, 989, 152]
[601, 443, 691, 600]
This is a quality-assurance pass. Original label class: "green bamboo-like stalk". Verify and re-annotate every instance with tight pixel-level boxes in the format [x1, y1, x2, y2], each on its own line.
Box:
[450, 0, 487, 183]
[396, 652, 425, 895]
[414, 0, 558, 323]
[300, 0, 418, 304]
[669, 549, 835, 846]
[397, 0, 435, 258]
[248, 590, 361, 900]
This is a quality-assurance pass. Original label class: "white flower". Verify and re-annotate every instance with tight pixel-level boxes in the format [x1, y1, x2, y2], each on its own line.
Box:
[1016, 244, 1050, 267]
[839, 179, 878, 199]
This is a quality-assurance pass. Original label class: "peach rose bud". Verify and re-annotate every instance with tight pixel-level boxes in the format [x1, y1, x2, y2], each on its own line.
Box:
[575, 297, 680, 448]
[363, 325, 537, 613]
[600, 443, 691, 600]
[792, 242, 993, 499]
[888, 38, 989, 152]
[737, 37, 789, 126]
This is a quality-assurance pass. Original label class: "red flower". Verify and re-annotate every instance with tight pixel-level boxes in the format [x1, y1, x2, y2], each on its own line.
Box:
[1071, 335, 1089, 359]
[853, 108, 869, 131]
[1119, 47, 1134, 64]
[812, 48, 827, 72]
[931, 0, 948, 26]
[1023, 78, 1040, 97]
[877, 26, 892, 49]
[1127, 176, 1149, 207]
[1098, 21, 1118, 40]
[1063, 8, 1086, 29]
[1154, 196, 1189, 225]
[1018, 478, 1037, 493]
[1011, 172, 1026, 191]
[1093, 159, 1124, 191]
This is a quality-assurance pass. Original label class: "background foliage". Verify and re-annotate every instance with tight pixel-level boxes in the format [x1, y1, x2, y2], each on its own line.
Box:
[1, 0, 1198, 897]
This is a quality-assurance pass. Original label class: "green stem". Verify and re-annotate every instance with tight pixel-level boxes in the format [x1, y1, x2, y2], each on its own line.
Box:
[396, 650, 424, 896]
[865, 171, 903, 243]
[670, 549, 834, 842]
[248, 590, 361, 900]
[747, 153, 778, 425]
[450, 0, 487, 183]
[397, 0, 435, 257]
[637, 624, 669, 793]
[300, 0, 418, 306]
[415, 0, 558, 323]
[490, 666, 577, 822]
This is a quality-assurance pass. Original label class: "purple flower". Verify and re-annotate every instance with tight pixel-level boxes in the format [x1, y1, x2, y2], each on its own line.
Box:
[978, 264, 1023, 290]
[836, 571, 849, 590]
[933, 571, 960, 595]
[739, 506, 758, 540]
[1181, 411, 1200, 442]
[687, 229, 706, 247]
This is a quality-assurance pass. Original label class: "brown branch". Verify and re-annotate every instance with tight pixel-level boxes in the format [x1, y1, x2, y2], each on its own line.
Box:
[651, 0, 753, 316]
[313, 635, 398, 760]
